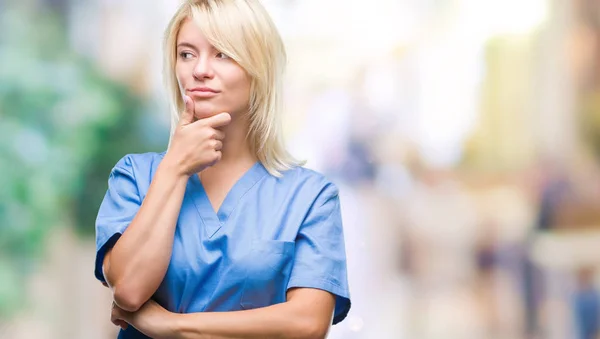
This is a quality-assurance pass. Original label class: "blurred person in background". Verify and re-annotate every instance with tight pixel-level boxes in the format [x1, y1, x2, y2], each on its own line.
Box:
[573, 267, 600, 339]
[523, 160, 572, 338]
[94, 1, 351, 338]
[474, 222, 500, 333]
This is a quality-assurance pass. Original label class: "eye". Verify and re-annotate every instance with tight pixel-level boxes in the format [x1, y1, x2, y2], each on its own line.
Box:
[179, 51, 194, 60]
[216, 52, 230, 60]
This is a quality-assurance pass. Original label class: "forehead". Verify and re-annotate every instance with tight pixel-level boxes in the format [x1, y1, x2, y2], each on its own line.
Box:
[176, 18, 211, 47]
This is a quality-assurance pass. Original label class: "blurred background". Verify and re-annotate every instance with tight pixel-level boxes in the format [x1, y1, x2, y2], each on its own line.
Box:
[2, 0, 600, 338]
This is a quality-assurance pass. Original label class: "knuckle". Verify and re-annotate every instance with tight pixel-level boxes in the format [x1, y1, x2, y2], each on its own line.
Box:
[206, 130, 216, 140]
[198, 127, 210, 137]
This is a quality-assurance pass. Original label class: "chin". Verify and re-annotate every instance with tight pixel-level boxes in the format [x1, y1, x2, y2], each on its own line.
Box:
[193, 102, 222, 119]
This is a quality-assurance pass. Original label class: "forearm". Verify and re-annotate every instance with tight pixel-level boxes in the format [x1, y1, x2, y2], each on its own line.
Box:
[171, 302, 325, 339]
[105, 160, 188, 311]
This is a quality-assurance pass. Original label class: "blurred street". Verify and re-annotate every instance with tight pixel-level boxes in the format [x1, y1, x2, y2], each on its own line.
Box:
[3, 0, 600, 338]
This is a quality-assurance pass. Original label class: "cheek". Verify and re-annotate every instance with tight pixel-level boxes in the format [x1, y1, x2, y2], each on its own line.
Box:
[217, 69, 251, 111]
[174, 63, 189, 87]
[229, 73, 251, 103]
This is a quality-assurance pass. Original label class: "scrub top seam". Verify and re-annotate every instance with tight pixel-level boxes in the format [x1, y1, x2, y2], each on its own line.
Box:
[186, 175, 220, 237]
[297, 182, 334, 226]
[221, 172, 269, 224]
[113, 163, 143, 204]
[287, 277, 347, 292]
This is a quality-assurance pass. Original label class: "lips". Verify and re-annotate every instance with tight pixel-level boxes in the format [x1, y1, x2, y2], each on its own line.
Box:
[187, 87, 220, 98]
[188, 87, 219, 93]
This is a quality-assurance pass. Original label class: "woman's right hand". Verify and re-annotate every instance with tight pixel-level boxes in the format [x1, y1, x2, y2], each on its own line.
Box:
[165, 95, 231, 177]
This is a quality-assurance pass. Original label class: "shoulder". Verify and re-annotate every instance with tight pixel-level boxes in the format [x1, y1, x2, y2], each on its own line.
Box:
[110, 151, 167, 186]
[112, 151, 166, 173]
[107, 151, 167, 196]
[273, 165, 340, 201]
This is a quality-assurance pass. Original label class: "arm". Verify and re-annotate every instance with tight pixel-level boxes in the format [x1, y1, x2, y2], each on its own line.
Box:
[103, 160, 188, 312]
[113, 288, 335, 339]
[101, 96, 231, 312]
[175, 288, 335, 339]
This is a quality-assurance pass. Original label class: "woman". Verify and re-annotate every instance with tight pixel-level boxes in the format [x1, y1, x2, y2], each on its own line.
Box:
[94, 0, 351, 338]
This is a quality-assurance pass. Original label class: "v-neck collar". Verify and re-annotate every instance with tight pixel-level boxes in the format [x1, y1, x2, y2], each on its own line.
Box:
[186, 161, 268, 238]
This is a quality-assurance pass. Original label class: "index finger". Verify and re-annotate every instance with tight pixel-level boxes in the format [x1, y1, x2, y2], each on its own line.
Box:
[197, 112, 232, 129]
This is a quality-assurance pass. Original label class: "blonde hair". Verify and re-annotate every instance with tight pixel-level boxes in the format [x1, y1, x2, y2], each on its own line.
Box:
[163, 0, 304, 176]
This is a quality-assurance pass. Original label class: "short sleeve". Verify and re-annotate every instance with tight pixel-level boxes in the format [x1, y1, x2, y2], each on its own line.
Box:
[287, 183, 351, 325]
[94, 155, 141, 283]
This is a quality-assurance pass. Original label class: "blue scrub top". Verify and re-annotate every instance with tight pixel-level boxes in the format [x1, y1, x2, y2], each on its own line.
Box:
[94, 152, 351, 338]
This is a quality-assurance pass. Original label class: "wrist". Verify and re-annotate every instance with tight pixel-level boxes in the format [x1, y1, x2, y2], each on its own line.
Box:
[170, 313, 209, 339]
[164, 311, 185, 339]
[160, 153, 189, 180]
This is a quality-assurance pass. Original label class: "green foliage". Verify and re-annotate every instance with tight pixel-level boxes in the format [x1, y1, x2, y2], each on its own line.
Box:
[0, 4, 165, 318]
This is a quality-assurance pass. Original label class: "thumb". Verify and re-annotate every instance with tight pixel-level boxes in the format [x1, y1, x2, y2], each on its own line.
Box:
[179, 95, 195, 125]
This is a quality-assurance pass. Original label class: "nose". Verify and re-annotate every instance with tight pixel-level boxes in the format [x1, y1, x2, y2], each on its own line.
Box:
[192, 56, 214, 80]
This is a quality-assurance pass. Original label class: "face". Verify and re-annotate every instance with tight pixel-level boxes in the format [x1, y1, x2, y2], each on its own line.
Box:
[175, 18, 251, 119]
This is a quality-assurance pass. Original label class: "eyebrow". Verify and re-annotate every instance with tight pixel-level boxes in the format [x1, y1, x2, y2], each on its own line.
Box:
[176, 42, 198, 51]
